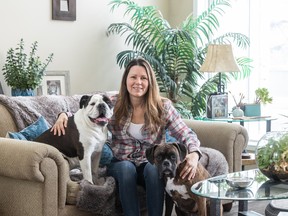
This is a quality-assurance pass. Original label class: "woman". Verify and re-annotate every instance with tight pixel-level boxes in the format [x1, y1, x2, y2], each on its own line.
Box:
[52, 57, 201, 216]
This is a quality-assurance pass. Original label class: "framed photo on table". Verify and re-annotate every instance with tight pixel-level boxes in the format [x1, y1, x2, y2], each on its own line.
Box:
[206, 93, 228, 118]
[37, 71, 70, 96]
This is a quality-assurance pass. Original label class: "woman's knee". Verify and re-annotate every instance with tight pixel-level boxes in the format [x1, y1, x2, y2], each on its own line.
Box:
[144, 162, 159, 179]
[108, 160, 137, 182]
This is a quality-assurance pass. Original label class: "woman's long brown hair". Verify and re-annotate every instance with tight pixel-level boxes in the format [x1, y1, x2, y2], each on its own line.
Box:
[114, 57, 165, 134]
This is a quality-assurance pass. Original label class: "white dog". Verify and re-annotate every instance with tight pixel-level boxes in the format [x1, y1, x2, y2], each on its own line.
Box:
[35, 94, 113, 184]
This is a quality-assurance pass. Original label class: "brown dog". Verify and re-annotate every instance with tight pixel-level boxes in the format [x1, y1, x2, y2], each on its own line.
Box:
[146, 143, 211, 216]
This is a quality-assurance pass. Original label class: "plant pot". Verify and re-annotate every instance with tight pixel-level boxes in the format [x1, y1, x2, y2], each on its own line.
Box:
[244, 104, 261, 117]
[255, 131, 288, 182]
[11, 89, 34, 96]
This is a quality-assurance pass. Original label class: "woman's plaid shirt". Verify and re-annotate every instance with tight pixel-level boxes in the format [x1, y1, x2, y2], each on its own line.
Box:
[108, 99, 201, 166]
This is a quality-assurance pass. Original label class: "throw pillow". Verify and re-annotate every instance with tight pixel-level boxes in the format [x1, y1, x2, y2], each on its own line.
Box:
[8, 116, 50, 141]
[165, 130, 177, 142]
[100, 143, 113, 166]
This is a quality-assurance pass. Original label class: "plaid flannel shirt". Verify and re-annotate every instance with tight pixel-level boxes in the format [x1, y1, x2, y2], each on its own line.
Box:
[107, 99, 201, 166]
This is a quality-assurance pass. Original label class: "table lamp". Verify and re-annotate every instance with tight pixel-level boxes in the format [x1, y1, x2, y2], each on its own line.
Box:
[199, 44, 240, 94]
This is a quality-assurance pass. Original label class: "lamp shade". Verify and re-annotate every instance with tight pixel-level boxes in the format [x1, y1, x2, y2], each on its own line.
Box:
[200, 44, 240, 72]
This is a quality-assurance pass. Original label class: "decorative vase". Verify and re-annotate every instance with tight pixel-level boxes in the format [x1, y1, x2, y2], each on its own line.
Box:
[11, 89, 34, 96]
[232, 106, 244, 117]
[255, 131, 288, 182]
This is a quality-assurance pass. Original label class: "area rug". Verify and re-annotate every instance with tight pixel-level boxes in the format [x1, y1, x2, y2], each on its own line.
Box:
[223, 200, 270, 216]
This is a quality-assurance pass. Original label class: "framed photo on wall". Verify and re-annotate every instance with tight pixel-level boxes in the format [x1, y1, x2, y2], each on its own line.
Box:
[37, 71, 70, 96]
[52, 0, 76, 21]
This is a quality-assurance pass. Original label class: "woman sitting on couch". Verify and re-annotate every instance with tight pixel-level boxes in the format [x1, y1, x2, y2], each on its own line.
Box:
[51, 57, 202, 216]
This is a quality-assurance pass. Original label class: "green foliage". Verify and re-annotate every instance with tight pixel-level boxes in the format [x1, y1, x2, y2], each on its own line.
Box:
[2, 39, 54, 90]
[107, 0, 253, 118]
[256, 133, 288, 170]
[255, 87, 273, 104]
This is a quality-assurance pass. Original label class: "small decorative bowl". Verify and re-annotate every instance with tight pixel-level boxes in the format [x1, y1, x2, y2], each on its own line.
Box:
[226, 176, 254, 189]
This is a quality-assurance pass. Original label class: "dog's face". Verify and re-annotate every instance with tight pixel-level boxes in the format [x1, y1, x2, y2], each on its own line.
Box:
[146, 143, 187, 179]
[79, 94, 113, 127]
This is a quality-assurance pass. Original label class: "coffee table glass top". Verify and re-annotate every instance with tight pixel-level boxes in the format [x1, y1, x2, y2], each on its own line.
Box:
[191, 169, 288, 201]
[194, 116, 277, 123]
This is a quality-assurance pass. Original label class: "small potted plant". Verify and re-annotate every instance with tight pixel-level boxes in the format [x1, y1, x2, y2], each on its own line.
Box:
[256, 131, 288, 182]
[244, 87, 272, 117]
[255, 87, 273, 104]
[2, 38, 53, 96]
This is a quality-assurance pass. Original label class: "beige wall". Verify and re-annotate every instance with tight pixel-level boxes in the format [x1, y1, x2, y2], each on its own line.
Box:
[167, 0, 194, 28]
[0, 0, 192, 96]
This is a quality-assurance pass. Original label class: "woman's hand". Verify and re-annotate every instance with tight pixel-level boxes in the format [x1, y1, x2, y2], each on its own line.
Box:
[180, 152, 199, 180]
[50, 112, 68, 136]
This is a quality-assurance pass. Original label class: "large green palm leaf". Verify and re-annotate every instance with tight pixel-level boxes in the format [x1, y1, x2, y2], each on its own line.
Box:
[107, 0, 252, 117]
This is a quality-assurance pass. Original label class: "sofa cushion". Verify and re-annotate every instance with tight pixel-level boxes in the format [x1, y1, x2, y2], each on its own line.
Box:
[8, 116, 50, 141]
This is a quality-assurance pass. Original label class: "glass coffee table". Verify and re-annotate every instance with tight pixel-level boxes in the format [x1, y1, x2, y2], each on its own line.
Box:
[191, 169, 288, 216]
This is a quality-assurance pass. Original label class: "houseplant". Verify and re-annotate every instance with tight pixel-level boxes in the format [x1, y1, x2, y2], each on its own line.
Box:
[2, 38, 53, 96]
[244, 87, 272, 116]
[256, 131, 288, 182]
[106, 0, 252, 118]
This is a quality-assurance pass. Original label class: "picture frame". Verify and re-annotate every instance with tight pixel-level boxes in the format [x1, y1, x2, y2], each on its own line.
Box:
[52, 0, 76, 21]
[206, 93, 228, 118]
[37, 71, 70, 96]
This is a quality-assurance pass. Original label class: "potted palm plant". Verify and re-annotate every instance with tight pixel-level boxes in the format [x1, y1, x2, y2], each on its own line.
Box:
[106, 0, 253, 118]
[2, 38, 53, 96]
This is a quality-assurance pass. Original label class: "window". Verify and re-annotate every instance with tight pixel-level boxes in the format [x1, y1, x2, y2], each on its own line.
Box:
[196, 0, 288, 146]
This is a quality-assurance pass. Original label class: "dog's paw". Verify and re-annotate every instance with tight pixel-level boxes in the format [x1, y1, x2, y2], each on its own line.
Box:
[80, 179, 93, 188]
[93, 177, 106, 185]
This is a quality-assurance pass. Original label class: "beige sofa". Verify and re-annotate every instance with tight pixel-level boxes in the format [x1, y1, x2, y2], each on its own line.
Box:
[0, 94, 248, 216]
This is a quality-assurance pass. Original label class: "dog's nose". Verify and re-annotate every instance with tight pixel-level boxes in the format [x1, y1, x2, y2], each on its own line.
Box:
[98, 103, 106, 114]
[163, 160, 170, 167]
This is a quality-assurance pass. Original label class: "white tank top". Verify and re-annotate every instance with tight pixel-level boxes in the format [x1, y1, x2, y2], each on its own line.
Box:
[128, 122, 144, 140]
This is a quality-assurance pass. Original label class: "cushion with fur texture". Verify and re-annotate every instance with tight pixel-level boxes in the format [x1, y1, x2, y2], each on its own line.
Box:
[199, 146, 229, 176]
[76, 177, 116, 216]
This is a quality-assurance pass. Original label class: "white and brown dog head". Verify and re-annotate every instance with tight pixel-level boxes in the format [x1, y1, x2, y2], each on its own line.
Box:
[79, 94, 113, 128]
[146, 143, 187, 180]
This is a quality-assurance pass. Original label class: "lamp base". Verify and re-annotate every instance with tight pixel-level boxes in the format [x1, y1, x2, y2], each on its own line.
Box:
[217, 72, 225, 94]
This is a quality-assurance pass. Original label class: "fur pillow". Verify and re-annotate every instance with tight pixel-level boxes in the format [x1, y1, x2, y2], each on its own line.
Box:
[76, 177, 116, 216]
[199, 146, 229, 176]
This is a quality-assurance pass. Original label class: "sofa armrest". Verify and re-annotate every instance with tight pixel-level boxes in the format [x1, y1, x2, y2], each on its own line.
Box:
[183, 119, 249, 172]
[0, 138, 70, 215]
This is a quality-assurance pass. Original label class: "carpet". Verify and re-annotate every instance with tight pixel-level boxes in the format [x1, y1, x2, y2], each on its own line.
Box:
[223, 200, 271, 216]
[167, 200, 270, 216]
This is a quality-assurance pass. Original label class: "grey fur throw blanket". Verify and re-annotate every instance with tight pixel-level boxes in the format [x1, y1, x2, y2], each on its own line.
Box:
[69, 167, 117, 216]
[0, 94, 82, 130]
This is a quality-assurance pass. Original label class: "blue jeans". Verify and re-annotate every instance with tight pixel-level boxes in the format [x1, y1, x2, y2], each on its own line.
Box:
[107, 160, 164, 216]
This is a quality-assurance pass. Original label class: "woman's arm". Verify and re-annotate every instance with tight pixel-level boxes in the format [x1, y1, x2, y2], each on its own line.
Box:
[164, 99, 201, 180]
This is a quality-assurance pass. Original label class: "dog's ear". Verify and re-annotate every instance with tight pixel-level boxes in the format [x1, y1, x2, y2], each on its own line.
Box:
[172, 143, 187, 161]
[79, 95, 91, 108]
[102, 94, 113, 109]
[145, 145, 158, 164]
